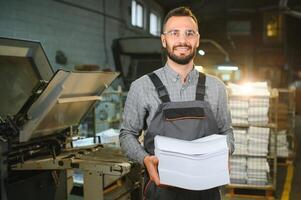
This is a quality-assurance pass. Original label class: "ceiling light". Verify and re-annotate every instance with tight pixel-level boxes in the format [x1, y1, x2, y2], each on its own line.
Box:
[198, 49, 205, 56]
[217, 61, 239, 71]
[217, 66, 239, 71]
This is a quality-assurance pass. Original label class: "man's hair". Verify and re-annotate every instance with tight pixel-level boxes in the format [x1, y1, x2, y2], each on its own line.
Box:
[162, 7, 198, 32]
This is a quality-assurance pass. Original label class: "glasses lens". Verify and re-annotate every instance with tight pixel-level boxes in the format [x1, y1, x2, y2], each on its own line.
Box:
[165, 30, 198, 39]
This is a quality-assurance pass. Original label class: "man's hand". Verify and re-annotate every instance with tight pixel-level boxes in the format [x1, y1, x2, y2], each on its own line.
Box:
[144, 155, 160, 186]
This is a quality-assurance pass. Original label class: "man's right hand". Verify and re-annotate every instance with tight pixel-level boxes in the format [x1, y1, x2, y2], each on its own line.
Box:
[143, 155, 160, 186]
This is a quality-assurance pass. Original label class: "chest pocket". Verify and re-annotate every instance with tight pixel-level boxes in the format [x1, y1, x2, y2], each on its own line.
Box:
[164, 107, 205, 121]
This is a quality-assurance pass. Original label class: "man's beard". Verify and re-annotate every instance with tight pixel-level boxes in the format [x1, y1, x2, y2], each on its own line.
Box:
[166, 44, 196, 65]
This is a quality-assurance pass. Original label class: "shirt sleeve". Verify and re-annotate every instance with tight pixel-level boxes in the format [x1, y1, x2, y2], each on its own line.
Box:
[216, 81, 235, 154]
[119, 81, 149, 165]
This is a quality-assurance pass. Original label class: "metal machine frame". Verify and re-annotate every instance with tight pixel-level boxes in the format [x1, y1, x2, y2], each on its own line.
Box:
[0, 37, 140, 200]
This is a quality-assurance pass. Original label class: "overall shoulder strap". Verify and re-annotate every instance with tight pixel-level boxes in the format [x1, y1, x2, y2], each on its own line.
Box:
[196, 72, 206, 101]
[148, 72, 170, 103]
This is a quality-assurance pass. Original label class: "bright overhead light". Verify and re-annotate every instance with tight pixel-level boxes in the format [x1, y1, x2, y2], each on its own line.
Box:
[217, 66, 239, 71]
[198, 49, 205, 56]
[217, 61, 239, 71]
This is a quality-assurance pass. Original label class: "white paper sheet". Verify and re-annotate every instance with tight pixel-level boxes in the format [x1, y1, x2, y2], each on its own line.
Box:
[230, 99, 249, 109]
[154, 135, 229, 190]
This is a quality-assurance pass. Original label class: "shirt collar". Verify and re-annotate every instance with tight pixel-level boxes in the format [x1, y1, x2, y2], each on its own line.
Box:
[163, 63, 199, 84]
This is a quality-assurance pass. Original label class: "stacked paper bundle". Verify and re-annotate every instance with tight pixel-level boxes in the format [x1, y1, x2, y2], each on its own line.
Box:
[248, 126, 270, 156]
[228, 82, 270, 126]
[228, 82, 272, 186]
[229, 99, 249, 125]
[154, 135, 229, 190]
[230, 156, 247, 184]
[248, 98, 269, 125]
[270, 130, 289, 157]
[247, 157, 270, 185]
[228, 82, 270, 97]
[233, 128, 248, 155]
[246, 82, 270, 96]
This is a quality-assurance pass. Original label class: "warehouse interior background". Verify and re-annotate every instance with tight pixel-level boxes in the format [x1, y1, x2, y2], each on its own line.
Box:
[1, 0, 301, 199]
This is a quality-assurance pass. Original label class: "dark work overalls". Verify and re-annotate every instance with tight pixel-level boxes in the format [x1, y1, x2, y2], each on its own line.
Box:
[143, 72, 221, 200]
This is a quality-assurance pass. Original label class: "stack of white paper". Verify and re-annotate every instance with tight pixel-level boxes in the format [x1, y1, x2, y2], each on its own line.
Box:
[249, 98, 269, 107]
[233, 129, 248, 155]
[231, 128, 247, 184]
[270, 130, 289, 157]
[228, 82, 270, 97]
[247, 158, 269, 185]
[230, 99, 249, 109]
[247, 82, 270, 97]
[230, 99, 249, 125]
[248, 127, 270, 156]
[228, 82, 270, 126]
[154, 135, 229, 190]
[230, 156, 247, 184]
[232, 118, 249, 125]
[248, 98, 270, 125]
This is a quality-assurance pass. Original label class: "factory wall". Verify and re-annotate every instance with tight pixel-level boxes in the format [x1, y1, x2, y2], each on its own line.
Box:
[0, 0, 164, 71]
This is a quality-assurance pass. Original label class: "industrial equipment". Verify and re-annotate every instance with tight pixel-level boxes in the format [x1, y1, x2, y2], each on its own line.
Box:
[0, 37, 140, 200]
[112, 37, 163, 90]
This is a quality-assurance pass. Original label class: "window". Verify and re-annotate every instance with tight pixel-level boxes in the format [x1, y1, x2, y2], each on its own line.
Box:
[266, 15, 278, 37]
[149, 12, 161, 36]
[131, 0, 144, 28]
[263, 12, 283, 43]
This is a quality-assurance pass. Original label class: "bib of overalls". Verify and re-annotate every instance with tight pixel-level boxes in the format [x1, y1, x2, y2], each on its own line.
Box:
[143, 72, 221, 200]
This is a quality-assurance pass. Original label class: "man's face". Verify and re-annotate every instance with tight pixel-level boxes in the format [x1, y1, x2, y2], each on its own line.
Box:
[161, 16, 200, 65]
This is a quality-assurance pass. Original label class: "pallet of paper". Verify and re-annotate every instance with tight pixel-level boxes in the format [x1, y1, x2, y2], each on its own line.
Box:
[154, 134, 229, 190]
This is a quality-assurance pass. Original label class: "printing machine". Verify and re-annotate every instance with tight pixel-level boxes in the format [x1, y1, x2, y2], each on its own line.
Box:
[0, 37, 141, 200]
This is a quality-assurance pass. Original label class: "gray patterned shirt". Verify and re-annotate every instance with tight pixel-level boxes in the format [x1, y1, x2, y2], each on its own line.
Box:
[120, 64, 234, 165]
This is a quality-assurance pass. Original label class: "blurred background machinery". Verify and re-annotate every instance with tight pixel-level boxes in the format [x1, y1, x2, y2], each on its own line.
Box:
[0, 37, 141, 200]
